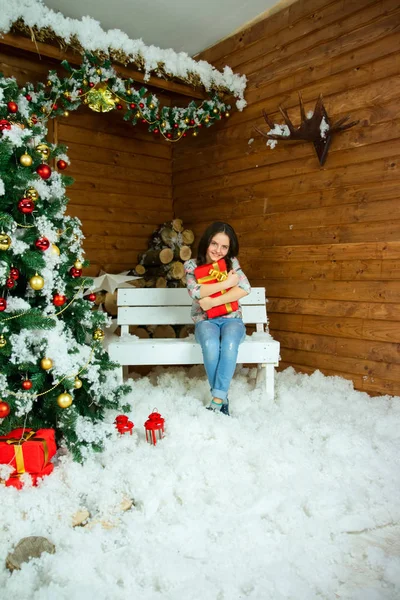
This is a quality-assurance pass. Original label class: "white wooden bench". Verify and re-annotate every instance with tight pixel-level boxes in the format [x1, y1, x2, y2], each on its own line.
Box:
[108, 287, 280, 399]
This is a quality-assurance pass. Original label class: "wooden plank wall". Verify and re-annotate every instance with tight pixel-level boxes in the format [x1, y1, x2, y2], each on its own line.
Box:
[173, 0, 400, 396]
[0, 45, 173, 277]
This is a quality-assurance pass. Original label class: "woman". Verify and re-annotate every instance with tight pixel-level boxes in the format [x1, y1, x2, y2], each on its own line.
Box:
[184, 222, 251, 415]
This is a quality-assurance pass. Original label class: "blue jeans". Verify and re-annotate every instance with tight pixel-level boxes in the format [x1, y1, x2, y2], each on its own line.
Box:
[195, 317, 246, 401]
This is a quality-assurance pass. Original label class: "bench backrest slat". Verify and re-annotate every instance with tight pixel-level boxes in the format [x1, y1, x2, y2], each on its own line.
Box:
[117, 305, 267, 326]
[117, 287, 266, 307]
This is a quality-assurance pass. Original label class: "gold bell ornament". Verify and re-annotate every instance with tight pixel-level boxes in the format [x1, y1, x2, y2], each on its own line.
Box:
[57, 392, 73, 408]
[93, 328, 105, 341]
[35, 143, 51, 160]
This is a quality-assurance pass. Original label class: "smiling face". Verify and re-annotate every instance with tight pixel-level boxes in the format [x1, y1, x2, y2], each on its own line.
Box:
[206, 232, 230, 263]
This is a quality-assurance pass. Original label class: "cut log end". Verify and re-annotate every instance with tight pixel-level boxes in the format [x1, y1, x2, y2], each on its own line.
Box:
[182, 229, 194, 245]
[135, 264, 146, 275]
[179, 245, 192, 261]
[159, 247, 174, 264]
[172, 218, 184, 232]
[168, 261, 185, 280]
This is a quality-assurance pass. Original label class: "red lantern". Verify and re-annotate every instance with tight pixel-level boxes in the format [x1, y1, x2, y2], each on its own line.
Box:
[18, 198, 35, 214]
[114, 415, 134, 435]
[88, 293, 96, 302]
[0, 119, 11, 131]
[0, 401, 10, 418]
[36, 164, 52, 179]
[22, 379, 33, 390]
[57, 159, 67, 170]
[144, 409, 165, 445]
[7, 101, 18, 113]
[35, 237, 50, 251]
[53, 294, 67, 307]
[69, 267, 82, 278]
[0, 298, 7, 312]
[6, 278, 15, 289]
[10, 267, 20, 280]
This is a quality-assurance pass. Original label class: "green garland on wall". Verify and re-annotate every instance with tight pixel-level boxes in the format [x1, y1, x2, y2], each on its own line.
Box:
[2, 54, 231, 142]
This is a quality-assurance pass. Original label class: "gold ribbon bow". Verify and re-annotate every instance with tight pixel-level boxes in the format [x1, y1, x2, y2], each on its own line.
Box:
[0, 430, 49, 474]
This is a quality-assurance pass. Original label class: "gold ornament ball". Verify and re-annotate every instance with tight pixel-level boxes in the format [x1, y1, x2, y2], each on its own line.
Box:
[83, 79, 88, 86]
[0, 233, 12, 251]
[192, 131, 198, 137]
[93, 328, 105, 341]
[63, 91, 70, 97]
[19, 153, 33, 167]
[126, 89, 132, 95]
[40, 106, 48, 114]
[184, 118, 190, 124]
[0, 334, 6, 349]
[213, 108, 219, 114]
[74, 377, 83, 389]
[205, 117, 210, 123]
[161, 121, 166, 128]
[50, 244, 60, 256]
[84, 98, 89, 105]
[149, 103, 154, 109]
[74, 259, 83, 269]
[47, 80, 52, 86]
[36, 143, 51, 159]
[63, 111, 69, 117]
[96, 68, 102, 75]
[29, 273, 45, 290]
[225, 112, 230, 118]
[41, 357, 53, 370]
[57, 392, 73, 408]
[26, 187, 39, 201]
[135, 111, 141, 118]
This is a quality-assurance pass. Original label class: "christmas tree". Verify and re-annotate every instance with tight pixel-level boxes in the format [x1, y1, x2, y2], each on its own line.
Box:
[0, 75, 131, 462]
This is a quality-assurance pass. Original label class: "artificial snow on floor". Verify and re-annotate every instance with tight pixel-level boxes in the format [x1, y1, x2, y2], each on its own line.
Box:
[1, 366, 399, 600]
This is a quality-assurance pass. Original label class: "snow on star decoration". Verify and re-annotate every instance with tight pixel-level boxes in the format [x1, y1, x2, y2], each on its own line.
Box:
[0, 0, 248, 142]
[255, 93, 359, 166]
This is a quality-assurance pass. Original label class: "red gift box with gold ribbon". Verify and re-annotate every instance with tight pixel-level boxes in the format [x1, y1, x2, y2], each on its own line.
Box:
[0, 428, 56, 477]
[1, 463, 54, 489]
[194, 258, 239, 319]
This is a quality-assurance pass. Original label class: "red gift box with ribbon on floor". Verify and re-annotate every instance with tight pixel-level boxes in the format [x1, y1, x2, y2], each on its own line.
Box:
[0, 428, 56, 478]
[2, 463, 54, 489]
[194, 258, 239, 319]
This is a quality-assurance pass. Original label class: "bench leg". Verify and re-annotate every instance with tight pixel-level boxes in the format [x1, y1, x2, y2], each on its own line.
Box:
[256, 363, 275, 400]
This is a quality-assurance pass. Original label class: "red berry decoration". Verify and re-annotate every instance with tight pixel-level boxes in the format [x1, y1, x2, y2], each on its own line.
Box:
[25, 94, 32, 101]
[35, 237, 50, 251]
[6, 278, 15, 289]
[18, 198, 35, 214]
[57, 159, 67, 170]
[22, 380, 33, 390]
[53, 294, 67, 306]
[7, 101, 18, 113]
[36, 164, 52, 179]
[69, 267, 82, 278]
[88, 293, 96, 302]
[0, 401, 10, 419]
[0, 119, 11, 131]
[10, 267, 20, 280]
[0, 298, 7, 312]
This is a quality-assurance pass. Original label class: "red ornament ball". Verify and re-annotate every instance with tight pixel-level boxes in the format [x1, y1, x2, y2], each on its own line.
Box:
[25, 94, 32, 101]
[88, 293, 96, 302]
[57, 159, 67, 170]
[173, 123, 179, 129]
[130, 103, 136, 109]
[10, 267, 20, 280]
[7, 101, 18, 113]
[0, 401, 10, 419]
[190, 119, 195, 125]
[154, 128, 159, 134]
[18, 198, 35, 214]
[52, 104, 58, 110]
[116, 104, 123, 110]
[78, 89, 83, 95]
[22, 380, 33, 390]
[69, 267, 82, 278]
[36, 164, 52, 179]
[6, 278, 15, 289]
[31, 115, 38, 124]
[167, 133, 172, 139]
[0, 298, 7, 312]
[35, 237, 50, 251]
[53, 294, 67, 307]
[0, 119, 11, 131]
[139, 103, 144, 108]
[89, 82, 95, 88]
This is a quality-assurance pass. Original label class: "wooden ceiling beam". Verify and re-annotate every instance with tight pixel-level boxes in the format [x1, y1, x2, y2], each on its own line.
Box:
[0, 32, 207, 99]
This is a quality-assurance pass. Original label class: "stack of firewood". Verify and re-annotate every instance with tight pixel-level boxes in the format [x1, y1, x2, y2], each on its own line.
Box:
[132, 218, 195, 288]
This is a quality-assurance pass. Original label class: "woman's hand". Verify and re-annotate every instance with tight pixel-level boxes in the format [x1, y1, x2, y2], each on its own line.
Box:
[226, 270, 239, 288]
[199, 296, 215, 311]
